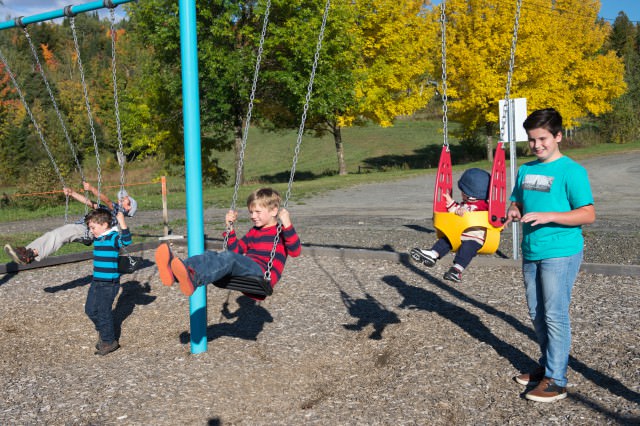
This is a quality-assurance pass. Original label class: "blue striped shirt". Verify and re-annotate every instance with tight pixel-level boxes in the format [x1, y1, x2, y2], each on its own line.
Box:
[92, 227, 132, 281]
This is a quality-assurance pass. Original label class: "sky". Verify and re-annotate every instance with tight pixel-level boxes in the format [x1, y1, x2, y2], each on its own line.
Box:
[0, 0, 639, 25]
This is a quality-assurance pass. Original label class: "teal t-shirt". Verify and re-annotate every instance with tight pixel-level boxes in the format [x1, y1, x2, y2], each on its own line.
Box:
[510, 156, 594, 260]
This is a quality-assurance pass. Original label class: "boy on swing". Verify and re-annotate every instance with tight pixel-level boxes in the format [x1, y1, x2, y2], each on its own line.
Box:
[4, 181, 137, 265]
[155, 187, 301, 300]
[410, 167, 491, 283]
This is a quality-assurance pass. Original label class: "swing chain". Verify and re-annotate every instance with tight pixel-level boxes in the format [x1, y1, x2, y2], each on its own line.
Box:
[223, 0, 272, 250]
[264, 0, 330, 281]
[22, 27, 85, 184]
[499, 0, 522, 144]
[70, 17, 102, 202]
[440, 2, 449, 150]
[0, 49, 69, 222]
[109, 8, 126, 194]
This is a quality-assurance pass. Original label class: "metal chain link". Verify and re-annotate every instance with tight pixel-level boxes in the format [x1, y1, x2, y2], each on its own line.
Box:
[109, 8, 126, 196]
[23, 27, 85, 184]
[0, 48, 70, 222]
[440, 2, 449, 150]
[264, 0, 331, 281]
[499, 0, 522, 144]
[223, 0, 272, 251]
[71, 17, 102, 201]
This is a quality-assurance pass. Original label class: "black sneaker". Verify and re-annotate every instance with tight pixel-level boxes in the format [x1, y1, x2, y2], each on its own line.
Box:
[95, 340, 120, 356]
[443, 267, 462, 283]
[409, 248, 437, 267]
[4, 244, 36, 264]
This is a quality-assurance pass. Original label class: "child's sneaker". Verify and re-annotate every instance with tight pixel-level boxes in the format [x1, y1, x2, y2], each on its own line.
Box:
[443, 267, 462, 283]
[409, 248, 437, 267]
[155, 243, 175, 286]
[170, 257, 196, 297]
[4, 244, 35, 264]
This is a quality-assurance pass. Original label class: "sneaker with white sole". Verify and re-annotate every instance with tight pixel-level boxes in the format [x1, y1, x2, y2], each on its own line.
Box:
[443, 267, 462, 283]
[515, 365, 545, 386]
[409, 248, 437, 267]
[525, 377, 567, 402]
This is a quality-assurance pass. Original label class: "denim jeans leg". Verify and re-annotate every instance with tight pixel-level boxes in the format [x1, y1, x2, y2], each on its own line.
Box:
[523, 251, 582, 387]
[85, 280, 120, 343]
[184, 251, 262, 287]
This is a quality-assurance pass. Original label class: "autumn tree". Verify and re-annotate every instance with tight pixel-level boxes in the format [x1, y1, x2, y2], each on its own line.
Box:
[430, 0, 626, 155]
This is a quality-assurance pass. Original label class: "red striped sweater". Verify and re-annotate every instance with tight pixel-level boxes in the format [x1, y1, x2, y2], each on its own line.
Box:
[225, 224, 301, 287]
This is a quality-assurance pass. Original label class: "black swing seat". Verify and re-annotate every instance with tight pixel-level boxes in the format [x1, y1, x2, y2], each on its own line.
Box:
[213, 275, 273, 297]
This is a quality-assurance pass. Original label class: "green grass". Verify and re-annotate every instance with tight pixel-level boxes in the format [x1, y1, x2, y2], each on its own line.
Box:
[1, 118, 640, 263]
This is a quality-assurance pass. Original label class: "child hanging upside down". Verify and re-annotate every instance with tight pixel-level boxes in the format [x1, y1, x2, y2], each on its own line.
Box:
[410, 167, 491, 283]
[155, 187, 301, 300]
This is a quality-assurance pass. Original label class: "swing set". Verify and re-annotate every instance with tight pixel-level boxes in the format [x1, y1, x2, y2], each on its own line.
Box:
[431, 0, 522, 255]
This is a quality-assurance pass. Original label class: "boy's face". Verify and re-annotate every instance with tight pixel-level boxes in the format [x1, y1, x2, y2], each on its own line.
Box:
[248, 202, 278, 228]
[527, 127, 562, 163]
[119, 196, 132, 213]
[88, 220, 110, 238]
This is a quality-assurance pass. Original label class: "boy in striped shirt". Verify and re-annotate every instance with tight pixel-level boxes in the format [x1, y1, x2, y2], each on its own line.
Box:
[155, 188, 301, 300]
[85, 208, 132, 356]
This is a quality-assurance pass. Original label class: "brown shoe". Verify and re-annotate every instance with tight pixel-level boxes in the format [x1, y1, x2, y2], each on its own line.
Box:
[525, 377, 567, 402]
[171, 257, 196, 297]
[155, 243, 175, 286]
[515, 365, 545, 386]
[95, 340, 120, 356]
[4, 244, 36, 264]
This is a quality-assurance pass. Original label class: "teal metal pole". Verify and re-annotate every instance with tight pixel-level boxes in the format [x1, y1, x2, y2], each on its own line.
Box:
[0, 0, 135, 30]
[179, 0, 207, 354]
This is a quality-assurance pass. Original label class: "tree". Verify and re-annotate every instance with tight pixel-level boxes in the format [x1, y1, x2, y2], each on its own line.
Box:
[430, 0, 626, 153]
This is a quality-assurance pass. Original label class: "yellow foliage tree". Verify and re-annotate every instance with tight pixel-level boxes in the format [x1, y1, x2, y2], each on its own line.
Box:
[345, 0, 439, 127]
[431, 0, 626, 145]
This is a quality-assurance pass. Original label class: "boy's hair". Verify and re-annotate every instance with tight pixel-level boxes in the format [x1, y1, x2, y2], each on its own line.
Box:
[84, 208, 112, 227]
[523, 108, 563, 137]
[247, 188, 282, 210]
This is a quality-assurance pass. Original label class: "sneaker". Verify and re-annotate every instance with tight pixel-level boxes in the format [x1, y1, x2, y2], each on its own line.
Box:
[515, 365, 545, 386]
[95, 340, 120, 356]
[409, 248, 437, 267]
[155, 243, 175, 286]
[4, 244, 36, 264]
[525, 377, 567, 402]
[443, 267, 462, 283]
[170, 257, 196, 297]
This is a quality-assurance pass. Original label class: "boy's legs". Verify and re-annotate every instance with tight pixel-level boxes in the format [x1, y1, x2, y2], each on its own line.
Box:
[410, 237, 452, 267]
[85, 280, 120, 346]
[522, 252, 582, 388]
[452, 240, 482, 270]
[184, 250, 262, 286]
[27, 223, 88, 261]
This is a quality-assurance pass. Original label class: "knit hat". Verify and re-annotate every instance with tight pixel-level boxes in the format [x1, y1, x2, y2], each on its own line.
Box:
[118, 189, 138, 217]
[458, 168, 491, 200]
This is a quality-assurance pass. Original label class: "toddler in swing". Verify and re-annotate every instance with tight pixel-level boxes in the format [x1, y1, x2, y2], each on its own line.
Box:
[155, 187, 301, 300]
[410, 167, 491, 283]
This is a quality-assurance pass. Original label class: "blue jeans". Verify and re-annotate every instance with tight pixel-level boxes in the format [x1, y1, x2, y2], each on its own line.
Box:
[523, 251, 583, 387]
[85, 279, 120, 343]
[184, 250, 263, 287]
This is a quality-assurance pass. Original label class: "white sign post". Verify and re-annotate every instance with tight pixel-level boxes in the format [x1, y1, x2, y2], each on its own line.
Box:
[499, 98, 527, 260]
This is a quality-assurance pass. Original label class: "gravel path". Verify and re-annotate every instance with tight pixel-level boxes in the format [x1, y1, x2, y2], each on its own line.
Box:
[1, 152, 639, 425]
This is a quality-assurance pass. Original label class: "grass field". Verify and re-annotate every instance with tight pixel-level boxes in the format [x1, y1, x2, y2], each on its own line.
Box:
[1, 118, 639, 224]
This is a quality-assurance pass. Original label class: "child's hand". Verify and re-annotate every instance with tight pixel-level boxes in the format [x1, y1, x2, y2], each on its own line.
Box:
[225, 210, 238, 227]
[63, 187, 73, 196]
[504, 204, 521, 225]
[278, 208, 292, 228]
[443, 192, 454, 204]
[82, 181, 92, 191]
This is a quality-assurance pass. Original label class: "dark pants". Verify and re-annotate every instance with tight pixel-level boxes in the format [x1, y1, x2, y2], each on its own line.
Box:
[432, 238, 482, 269]
[184, 250, 263, 287]
[85, 279, 120, 343]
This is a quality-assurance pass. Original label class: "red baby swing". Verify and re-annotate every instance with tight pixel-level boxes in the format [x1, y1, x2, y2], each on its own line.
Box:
[431, 0, 522, 254]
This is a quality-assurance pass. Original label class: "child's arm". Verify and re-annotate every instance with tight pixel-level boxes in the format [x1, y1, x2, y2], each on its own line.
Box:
[116, 211, 132, 247]
[504, 202, 522, 225]
[83, 181, 114, 206]
[278, 208, 301, 257]
[520, 204, 595, 227]
[64, 187, 96, 209]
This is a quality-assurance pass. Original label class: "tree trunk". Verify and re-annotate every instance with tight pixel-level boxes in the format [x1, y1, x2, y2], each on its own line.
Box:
[334, 126, 347, 175]
[234, 120, 244, 185]
[486, 134, 494, 163]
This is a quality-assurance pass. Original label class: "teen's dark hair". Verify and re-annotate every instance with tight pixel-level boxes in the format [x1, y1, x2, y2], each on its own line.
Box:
[523, 108, 563, 136]
[84, 208, 112, 226]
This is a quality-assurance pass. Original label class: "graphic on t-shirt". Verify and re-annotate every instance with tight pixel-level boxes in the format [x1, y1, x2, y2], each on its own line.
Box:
[522, 174, 553, 192]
